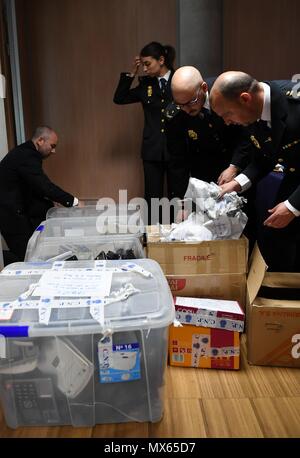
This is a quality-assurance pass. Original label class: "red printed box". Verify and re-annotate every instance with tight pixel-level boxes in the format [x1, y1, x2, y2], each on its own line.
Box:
[169, 324, 240, 370]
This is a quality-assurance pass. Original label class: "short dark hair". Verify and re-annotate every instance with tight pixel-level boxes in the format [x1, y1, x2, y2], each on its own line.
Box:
[140, 41, 176, 71]
[32, 126, 55, 140]
[220, 74, 259, 100]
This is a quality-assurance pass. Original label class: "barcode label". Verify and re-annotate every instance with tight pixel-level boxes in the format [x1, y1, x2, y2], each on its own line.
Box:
[172, 354, 184, 363]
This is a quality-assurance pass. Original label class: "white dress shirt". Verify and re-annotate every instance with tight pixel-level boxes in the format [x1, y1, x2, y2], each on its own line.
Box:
[158, 70, 171, 88]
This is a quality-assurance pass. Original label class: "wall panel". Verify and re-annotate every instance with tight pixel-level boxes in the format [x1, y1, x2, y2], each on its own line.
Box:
[16, 0, 176, 200]
[223, 0, 300, 80]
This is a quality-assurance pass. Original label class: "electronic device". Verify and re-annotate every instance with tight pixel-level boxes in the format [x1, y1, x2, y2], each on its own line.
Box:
[38, 337, 94, 399]
[3, 377, 60, 425]
[0, 340, 39, 375]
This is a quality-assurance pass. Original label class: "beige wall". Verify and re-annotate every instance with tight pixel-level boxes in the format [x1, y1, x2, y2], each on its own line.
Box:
[15, 0, 177, 200]
[223, 0, 300, 80]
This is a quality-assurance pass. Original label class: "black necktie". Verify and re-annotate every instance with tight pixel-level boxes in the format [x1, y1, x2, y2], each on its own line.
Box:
[160, 78, 167, 93]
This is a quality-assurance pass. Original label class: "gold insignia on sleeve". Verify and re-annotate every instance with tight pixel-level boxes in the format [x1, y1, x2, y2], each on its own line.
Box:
[188, 129, 198, 140]
[282, 139, 300, 150]
[250, 135, 261, 149]
[147, 86, 152, 97]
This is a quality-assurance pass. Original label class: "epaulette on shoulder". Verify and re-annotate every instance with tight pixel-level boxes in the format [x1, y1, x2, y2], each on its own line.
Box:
[285, 89, 300, 100]
[165, 102, 181, 120]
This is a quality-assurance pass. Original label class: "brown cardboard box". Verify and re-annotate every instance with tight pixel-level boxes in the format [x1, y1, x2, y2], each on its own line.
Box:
[166, 273, 246, 308]
[146, 226, 248, 275]
[247, 244, 300, 367]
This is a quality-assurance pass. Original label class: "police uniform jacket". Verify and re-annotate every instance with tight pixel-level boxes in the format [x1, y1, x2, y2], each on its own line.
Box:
[165, 77, 251, 187]
[113, 72, 174, 161]
[0, 140, 75, 234]
[242, 80, 300, 209]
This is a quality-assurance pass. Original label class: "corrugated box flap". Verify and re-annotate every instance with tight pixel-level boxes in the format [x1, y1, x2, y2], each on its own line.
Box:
[247, 244, 268, 304]
[262, 272, 300, 288]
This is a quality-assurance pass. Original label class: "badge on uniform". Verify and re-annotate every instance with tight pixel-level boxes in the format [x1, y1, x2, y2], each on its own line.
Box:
[188, 129, 198, 140]
[250, 135, 261, 149]
[147, 86, 152, 97]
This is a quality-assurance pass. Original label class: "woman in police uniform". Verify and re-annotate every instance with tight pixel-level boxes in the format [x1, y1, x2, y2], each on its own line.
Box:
[113, 41, 177, 223]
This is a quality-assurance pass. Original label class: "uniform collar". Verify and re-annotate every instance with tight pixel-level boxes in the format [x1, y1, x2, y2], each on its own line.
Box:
[260, 82, 271, 125]
[158, 70, 171, 83]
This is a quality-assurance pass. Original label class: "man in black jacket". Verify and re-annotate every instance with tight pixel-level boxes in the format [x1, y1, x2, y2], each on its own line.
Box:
[211, 71, 300, 271]
[0, 126, 81, 261]
[165, 66, 252, 200]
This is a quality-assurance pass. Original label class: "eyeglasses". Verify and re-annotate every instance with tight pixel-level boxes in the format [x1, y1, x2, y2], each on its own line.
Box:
[175, 89, 201, 108]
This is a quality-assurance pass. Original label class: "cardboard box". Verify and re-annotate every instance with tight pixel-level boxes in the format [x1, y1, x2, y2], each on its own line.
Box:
[247, 244, 300, 367]
[146, 226, 248, 275]
[169, 324, 240, 370]
[167, 273, 246, 308]
[174, 296, 245, 332]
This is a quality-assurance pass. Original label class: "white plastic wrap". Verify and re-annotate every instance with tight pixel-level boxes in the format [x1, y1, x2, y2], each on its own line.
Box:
[162, 178, 248, 241]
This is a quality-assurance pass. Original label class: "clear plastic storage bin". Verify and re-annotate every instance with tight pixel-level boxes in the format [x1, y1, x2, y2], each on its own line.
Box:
[0, 259, 174, 427]
[25, 233, 145, 262]
[46, 203, 144, 233]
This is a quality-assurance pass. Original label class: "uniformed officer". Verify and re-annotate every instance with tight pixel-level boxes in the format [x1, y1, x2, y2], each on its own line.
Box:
[210, 71, 300, 271]
[113, 41, 180, 223]
[165, 66, 251, 200]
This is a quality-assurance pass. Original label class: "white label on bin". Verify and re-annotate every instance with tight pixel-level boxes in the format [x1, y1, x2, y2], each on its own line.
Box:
[98, 338, 141, 383]
[1, 269, 48, 276]
[0, 299, 94, 310]
[34, 270, 113, 297]
[120, 263, 153, 278]
[89, 298, 105, 325]
[105, 283, 140, 305]
[0, 303, 14, 320]
[38, 297, 52, 325]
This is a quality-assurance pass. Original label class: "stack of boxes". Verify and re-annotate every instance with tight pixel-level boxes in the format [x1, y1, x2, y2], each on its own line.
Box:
[169, 297, 245, 370]
[146, 225, 248, 370]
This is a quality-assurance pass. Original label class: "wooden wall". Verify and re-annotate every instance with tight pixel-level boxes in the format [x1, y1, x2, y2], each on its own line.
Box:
[15, 0, 177, 200]
[0, 0, 15, 151]
[223, 0, 300, 80]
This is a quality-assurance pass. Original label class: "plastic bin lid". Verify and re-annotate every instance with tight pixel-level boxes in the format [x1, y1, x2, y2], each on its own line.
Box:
[46, 203, 145, 222]
[0, 259, 174, 337]
[36, 215, 145, 238]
